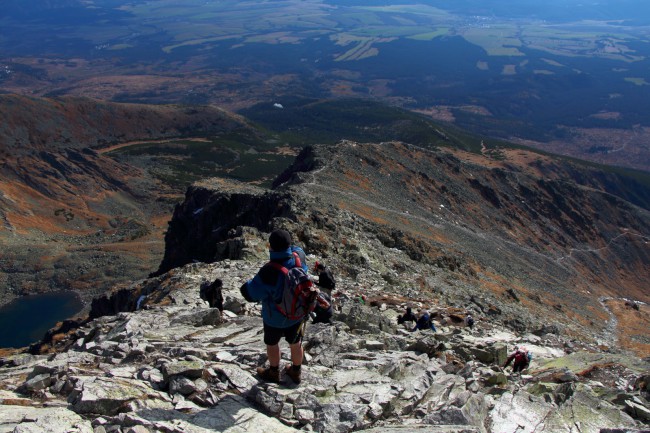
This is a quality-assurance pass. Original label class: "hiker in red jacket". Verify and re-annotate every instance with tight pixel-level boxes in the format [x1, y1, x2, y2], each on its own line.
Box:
[504, 346, 530, 373]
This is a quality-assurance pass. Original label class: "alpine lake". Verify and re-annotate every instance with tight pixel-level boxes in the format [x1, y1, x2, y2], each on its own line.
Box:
[0, 291, 83, 349]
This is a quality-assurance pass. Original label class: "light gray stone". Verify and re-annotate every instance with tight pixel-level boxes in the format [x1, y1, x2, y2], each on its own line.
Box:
[365, 340, 385, 351]
[124, 427, 150, 433]
[213, 363, 259, 391]
[69, 376, 162, 415]
[169, 375, 197, 395]
[625, 399, 650, 422]
[137, 394, 299, 432]
[170, 308, 223, 327]
[162, 360, 205, 380]
[489, 391, 555, 432]
[22, 373, 53, 392]
[5, 407, 93, 433]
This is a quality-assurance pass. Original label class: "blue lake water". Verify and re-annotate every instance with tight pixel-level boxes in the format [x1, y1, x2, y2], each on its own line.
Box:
[0, 291, 83, 349]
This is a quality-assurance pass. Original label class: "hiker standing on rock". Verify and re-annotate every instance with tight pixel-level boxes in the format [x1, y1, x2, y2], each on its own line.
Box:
[200, 278, 223, 310]
[240, 229, 311, 385]
[465, 314, 475, 330]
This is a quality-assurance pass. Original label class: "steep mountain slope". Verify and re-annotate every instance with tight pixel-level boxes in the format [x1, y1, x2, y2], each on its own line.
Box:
[1, 128, 648, 431]
[0, 94, 254, 306]
[159, 141, 650, 354]
[2, 93, 649, 357]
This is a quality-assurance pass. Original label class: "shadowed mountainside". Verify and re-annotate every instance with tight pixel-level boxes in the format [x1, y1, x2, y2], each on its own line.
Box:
[0, 94, 255, 307]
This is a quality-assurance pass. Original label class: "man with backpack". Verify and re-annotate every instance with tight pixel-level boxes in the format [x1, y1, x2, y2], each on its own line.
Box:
[411, 309, 437, 332]
[313, 261, 336, 293]
[397, 306, 417, 326]
[311, 291, 333, 324]
[240, 229, 315, 385]
[466, 314, 475, 330]
[199, 278, 223, 310]
[504, 346, 531, 373]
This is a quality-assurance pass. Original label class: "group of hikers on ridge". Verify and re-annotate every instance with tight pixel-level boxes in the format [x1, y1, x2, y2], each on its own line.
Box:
[397, 306, 437, 332]
[238, 229, 528, 385]
[396, 307, 474, 333]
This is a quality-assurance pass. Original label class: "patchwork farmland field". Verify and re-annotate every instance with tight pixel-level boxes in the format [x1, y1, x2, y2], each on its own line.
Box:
[2, 0, 650, 170]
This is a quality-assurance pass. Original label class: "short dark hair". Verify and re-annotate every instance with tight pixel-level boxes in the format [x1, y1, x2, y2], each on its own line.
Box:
[269, 229, 291, 251]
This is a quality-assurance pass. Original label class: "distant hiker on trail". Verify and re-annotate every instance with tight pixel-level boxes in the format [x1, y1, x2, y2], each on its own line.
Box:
[200, 278, 223, 310]
[411, 309, 437, 332]
[311, 291, 333, 324]
[313, 261, 336, 293]
[504, 346, 531, 373]
[240, 229, 315, 385]
[397, 306, 417, 326]
[466, 314, 475, 330]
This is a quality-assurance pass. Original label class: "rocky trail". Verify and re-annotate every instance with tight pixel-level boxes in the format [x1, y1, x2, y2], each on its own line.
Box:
[1, 259, 649, 433]
[598, 297, 620, 349]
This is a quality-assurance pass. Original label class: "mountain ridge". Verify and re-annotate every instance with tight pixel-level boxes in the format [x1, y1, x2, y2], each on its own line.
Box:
[1, 97, 649, 431]
[157, 141, 650, 355]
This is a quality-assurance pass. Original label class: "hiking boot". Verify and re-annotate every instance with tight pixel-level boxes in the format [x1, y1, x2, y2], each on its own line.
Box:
[285, 364, 302, 384]
[257, 366, 280, 384]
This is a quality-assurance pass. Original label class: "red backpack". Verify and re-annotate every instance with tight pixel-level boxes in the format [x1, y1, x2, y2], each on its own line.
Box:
[514, 350, 528, 363]
[268, 253, 318, 321]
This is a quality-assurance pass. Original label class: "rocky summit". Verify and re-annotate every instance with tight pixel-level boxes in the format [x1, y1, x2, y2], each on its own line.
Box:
[1, 140, 649, 432]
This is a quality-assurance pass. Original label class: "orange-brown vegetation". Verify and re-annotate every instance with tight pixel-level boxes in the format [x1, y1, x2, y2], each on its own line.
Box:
[605, 299, 650, 358]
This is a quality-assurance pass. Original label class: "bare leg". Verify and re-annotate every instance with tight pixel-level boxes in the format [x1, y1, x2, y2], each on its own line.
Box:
[267, 344, 281, 367]
[289, 342, 303, 366]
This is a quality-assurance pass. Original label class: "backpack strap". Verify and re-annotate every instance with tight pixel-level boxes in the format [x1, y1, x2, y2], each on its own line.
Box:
[269, 261, 289, 275]
[292, 251, 302, 268]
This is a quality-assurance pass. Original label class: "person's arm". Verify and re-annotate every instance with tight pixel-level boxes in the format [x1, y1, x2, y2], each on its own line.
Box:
[241, 268, 275, 303]
[240, 281, 255, 302]
[504, 354, 514, 367]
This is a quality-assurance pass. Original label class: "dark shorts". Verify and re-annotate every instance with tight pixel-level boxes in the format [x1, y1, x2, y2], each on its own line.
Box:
[263, 321, 304, 346]
[513, 361, 529, 373]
